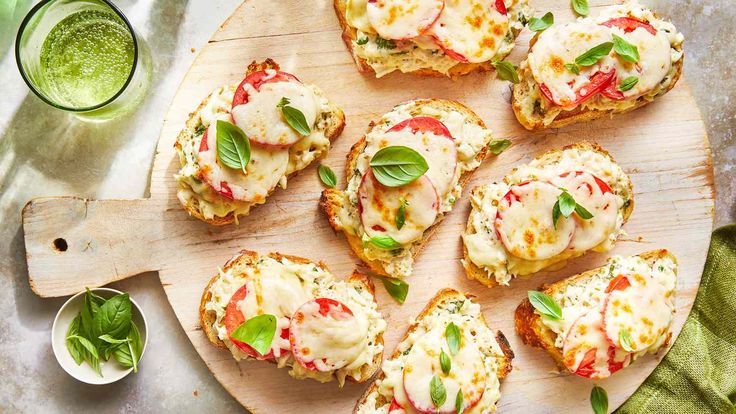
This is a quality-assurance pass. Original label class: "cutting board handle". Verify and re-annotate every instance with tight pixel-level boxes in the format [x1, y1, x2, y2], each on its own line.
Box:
[22, 197, 166, 297]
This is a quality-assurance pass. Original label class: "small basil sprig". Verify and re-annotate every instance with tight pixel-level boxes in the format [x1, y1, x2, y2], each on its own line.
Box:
[618, 76, 639, 92]
[565, 63, 581, 75]
[216, 120, 251, 174]
[369, 146, 429, 187]
[356, 37, 369, 45]
[591, 385, 609, 414]
[455, 389, 464, 414]
[369, 235, 402, 250]
[379, 276, 409, 304]
[488, 139, 512, 155]
[492, 60, 520, 84]
[553, 189, 594, 228]
[318, 164, 337, 188]
[566, 42, 614, 74]
[440, 349, 452, 374]
[277, 97, 311, 136]
[375, 36, 396, 50]
[612, 34, 640, 63]
[619, 329, 634, 352]
[572, 0, 589, 16]
[528, 12, 554, 32]
[230, 314, 277, 356]
[396, 198, 408, 230]
[445, 322, 461, 355]
[528, 291, 563, 320]
[430, 375, 447, 407]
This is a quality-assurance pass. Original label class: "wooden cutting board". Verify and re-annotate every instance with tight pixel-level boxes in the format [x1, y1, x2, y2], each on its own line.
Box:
[22, 0, 714, 412]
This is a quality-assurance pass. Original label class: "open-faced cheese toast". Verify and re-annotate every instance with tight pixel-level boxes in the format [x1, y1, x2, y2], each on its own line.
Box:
[515, 250, 677, 380]
[322, 99, 496, 279]
[355, 288, 514, 413]
[175, 59, 346, 225]
[462, 141, 633, 287]
[334, 0, 531, 78]
[200, 250, 386, 385]
[512, 0, 684, 130]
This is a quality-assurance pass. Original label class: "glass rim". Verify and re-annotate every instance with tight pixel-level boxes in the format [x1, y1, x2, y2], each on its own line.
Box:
[14, 0, 140, 113]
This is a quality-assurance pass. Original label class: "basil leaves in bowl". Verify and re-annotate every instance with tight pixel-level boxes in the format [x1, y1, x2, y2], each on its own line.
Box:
[51, 288, 148, 384]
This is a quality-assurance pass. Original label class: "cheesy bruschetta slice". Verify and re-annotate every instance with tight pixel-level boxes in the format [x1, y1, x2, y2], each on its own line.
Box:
[321, 99, 496, 279]
[512, 0, 684, 130]
[355, 289, 514, 413]
[200, 250, 386, 385]
[515, 250, 677, 379]
[335, 0, 531, 78]
[462, 142, 633, 287]
[175, 59, 345, 225]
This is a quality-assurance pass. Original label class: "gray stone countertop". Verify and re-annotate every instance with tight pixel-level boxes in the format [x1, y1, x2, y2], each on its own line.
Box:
[0, 0, 733, 412]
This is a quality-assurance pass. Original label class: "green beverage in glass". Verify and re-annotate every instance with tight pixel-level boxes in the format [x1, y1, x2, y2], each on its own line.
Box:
[16, 0, 151, 121]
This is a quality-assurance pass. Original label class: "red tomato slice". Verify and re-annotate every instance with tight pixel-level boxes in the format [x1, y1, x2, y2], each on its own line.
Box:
[602, 17, 657, 35]
[601, 73, 626, 101]
[386, 116, 453, 139]
[231, 70, 300, 109]
[198, 129, 209, 152]
[540, 71, 617, 108]
[605, 274, 631, 293]
[289, 298, 355, 372]
[223, 285, 289, 360]
[388, 398, 404, 413]
[495, 0, 507, 15]
[559, 171, 613, 195]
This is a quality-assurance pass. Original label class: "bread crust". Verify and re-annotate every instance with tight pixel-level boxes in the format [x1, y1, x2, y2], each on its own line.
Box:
[198, 250, 383, 383]
[321, 99, 491, 277]
[513, 249, 676, 370]
[175, 59, 346, 226]
[353, 288, 514, 413]
[462, 141, 635, 287]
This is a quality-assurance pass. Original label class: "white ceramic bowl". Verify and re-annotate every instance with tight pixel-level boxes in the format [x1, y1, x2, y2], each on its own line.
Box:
[51, 288, 148, 384]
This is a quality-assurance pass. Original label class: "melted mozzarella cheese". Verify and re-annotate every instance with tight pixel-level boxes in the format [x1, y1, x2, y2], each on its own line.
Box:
[366, 0, 444, 40]
[232, 79, 318, 147]
[347, 0, 375, 33]
[495, 181, 575, 261]
[562, 309, 630, 379]
[608, 26, 672, 98]
[430, 0, 509, 63]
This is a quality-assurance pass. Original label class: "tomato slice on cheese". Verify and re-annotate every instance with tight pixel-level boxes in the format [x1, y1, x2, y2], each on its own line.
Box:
[602, 274, 674, 352]
[223, 285, 290, 360]
[539, 70, 616, 108]
[366, 0, 444, 40]
[359, 169, 440, 245]
[495, 181, 575, 261]
[197, 122, 289, 203]
[562, 310, 631, 379]
[554, 171, 620, 252]
[429, 0, 509, 64]
[403, 326, 486, 413]
[231, 70, 300, 108]
[289, 298, 368, 372]
[601, 17, 657, 35]
[605, 26, 672, 99]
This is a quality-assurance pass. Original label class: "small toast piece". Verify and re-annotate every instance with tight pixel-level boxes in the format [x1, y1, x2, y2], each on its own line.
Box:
[462, 141, 634, 287]
[175, 59, 346, 225]
[200, 250, 385, 385]
[354, 288, 514, 413]
[515, 250, 677, 379]
[321, 99, 496, 279]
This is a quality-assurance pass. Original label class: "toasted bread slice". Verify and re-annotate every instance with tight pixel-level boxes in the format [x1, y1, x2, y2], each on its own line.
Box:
[199, 250, 384, 384]
[511, 3, 684, 131]
[515, 249, 677, 375]
[175, 59, 346, 225]
[321, 99, 495, 279]
[334, 0, 530, 78]
[462, 141, 634, 287]
[354, 288, 514, 413]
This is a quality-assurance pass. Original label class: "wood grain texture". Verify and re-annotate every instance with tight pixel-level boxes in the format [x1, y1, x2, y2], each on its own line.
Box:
[22, 0, 714, 412]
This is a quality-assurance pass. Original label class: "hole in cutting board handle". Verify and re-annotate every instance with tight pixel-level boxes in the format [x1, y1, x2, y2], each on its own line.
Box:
[52, 238, 68, 252]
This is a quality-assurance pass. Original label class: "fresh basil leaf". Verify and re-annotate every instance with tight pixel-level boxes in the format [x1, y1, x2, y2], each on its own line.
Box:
[575, 203, 594, 220]
[572, 0, 589, 16]
[230, 314, 277, 356]
[612, 34, 640, 63]
[93, 293, 132, 340]
[67, 335, 100, 360]
[440, 349, 451, 374]
[86, 288, 106, 310]
[369, 235, 402, 250]
[558, 191, 577, 217]
[369, 146, 429, 187]
[277, 97, 290, 107]
[492, 60, 520, 84]
[356, 37, 369, 45]
[216, 120, 251, 174]
[129, 321, 143, 359]
[279, 101, 312, 136]
[318, 164, 337, 188]
[396, 198, 407, 230]
[430, 375, 447, 407]
[455, 389, 464, 414]
[380, 277, 409, 304]
[528, 12, 554, 32]
[575, 42, 613, 67]
[375, 36, 396, 49]
[80, 292, 97, 342]
[66, 315, 84, 365]
[619, 329, 634, 352]
[98, 334, 130, 345]
[552, 200, 562, 229]
[445, 322, 461, 355]
[488, 139, 512, 155]
[113, 322, 142, 372]
[565, 63, 581, 75]
[591, 385, 608, 414]
[618, 76, 639, 92]
[112, 342, 134, 368]
[527, 291, 563, 320]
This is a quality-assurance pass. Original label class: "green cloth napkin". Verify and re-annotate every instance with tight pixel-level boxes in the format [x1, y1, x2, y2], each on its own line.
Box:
[616, 225, 736, 413]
